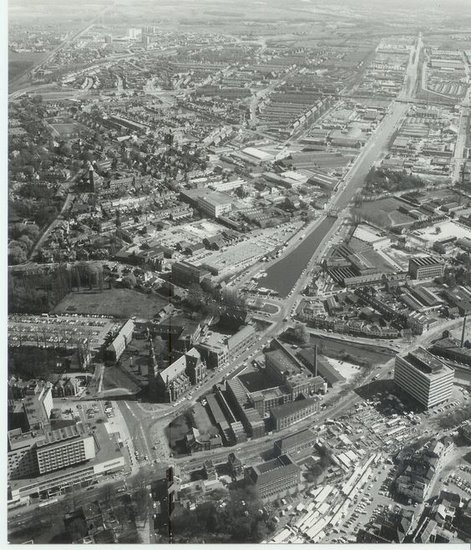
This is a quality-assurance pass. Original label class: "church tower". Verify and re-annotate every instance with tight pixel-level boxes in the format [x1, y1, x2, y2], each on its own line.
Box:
[147, 329, 159, 400]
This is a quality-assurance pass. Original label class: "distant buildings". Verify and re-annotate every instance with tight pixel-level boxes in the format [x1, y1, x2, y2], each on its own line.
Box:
[245, 454, 300, 501]
[394, 347, 454, 408]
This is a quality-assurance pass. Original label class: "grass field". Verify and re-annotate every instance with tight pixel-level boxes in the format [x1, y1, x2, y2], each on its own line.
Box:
[9, 50, 47, 80]
[355, 197, 415, 229]
[53, 288, 169, 319]
[50, 123, 80, 136]
[102, 365, 141, 396]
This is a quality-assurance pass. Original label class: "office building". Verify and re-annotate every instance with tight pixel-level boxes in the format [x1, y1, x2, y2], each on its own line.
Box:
[8, 424, 125, 506]
[409, 257, 445, 280]
[245, 454, 300, 501]
[270, 397, 320, 431]
[197, 191, 233, 218]
[394, 347, 454, 408]
[8, 425, 96, 481]
[227, 325, 257, 357]
[36, 426, 96, 475]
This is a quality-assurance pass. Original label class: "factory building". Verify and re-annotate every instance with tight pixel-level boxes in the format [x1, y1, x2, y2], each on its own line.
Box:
[408, 257, 445, 281]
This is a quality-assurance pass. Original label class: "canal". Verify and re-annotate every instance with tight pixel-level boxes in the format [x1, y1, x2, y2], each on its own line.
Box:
[261, 215, 337, 297]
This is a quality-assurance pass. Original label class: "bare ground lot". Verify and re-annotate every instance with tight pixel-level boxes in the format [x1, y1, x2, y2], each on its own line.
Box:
[102, 365, 141, 396]
[52, 289, 169, 319]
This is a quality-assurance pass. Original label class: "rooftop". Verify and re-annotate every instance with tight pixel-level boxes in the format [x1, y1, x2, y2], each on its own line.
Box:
[275, 429, 317, 452]
[270, 397, 318, 420]
[38, 424, 87, 447]
[227, 325, 255, 350]
[406, 347, 453, 376]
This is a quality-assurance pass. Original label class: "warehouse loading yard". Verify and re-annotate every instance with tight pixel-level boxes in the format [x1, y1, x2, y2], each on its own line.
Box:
[6, 0, 471, 544]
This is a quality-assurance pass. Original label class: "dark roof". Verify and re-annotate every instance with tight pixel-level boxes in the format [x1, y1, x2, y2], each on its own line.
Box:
[206, 393, 226, 425]
[270, 398, 317, 420]
[250, 454, 300, 486]
[274, 429, 317, 453]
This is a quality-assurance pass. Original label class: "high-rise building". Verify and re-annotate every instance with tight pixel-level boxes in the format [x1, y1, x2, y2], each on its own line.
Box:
[36, 426, 96, 475]
[394, 347, 454, 408]
[245, 454, 300, 501]
[8, 424, 96, 480]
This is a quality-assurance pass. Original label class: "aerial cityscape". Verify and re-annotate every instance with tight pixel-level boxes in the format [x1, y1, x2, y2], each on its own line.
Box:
[6, 0, 471, 544]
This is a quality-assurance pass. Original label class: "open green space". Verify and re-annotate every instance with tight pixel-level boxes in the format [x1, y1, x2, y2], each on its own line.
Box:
[53, 288, 169, 319]
[9, 50, 47, 80]
[102, 365, 141, 396]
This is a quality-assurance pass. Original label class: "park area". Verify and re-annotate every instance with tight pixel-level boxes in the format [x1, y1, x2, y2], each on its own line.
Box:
[53, 288, 169, 319]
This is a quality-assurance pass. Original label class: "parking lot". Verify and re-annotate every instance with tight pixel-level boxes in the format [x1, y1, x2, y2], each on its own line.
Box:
[268, 383, 471, 543]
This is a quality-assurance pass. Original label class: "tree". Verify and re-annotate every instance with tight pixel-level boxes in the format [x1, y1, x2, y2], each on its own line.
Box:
[293, 323, 309, 344]
[187, 283, 207, 308]
[9, 243, 27, 264]
[122, 273, 137, 288]
[134, 487, 151, 521]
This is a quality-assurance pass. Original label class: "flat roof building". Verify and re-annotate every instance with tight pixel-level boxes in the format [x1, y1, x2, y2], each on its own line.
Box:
[409, 257, 445, 280]
[171, 261, 211, 287]
[270, 397, 320, 431]
[274, 429, 317, 459]
[9, 424, 125, 506]
[245, 454, 300, 501]
[197, 192, 233, 218]
[394, 347, 454, 408]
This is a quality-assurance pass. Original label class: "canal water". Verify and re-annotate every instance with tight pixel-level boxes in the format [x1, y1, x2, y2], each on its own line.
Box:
[260, 216, 337, 297]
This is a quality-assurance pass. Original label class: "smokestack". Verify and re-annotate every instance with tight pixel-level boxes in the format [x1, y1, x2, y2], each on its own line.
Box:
[461, 314, 467, 348]
[313, 345, 318, 377]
